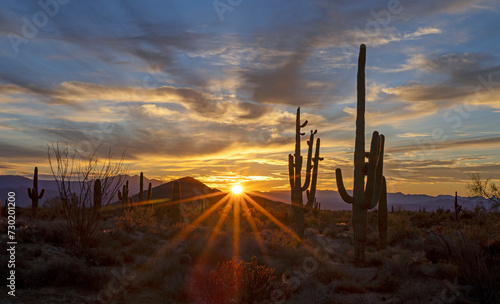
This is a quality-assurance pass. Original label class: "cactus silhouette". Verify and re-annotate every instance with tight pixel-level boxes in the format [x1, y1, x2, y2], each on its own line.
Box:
[118, 180, 130, 209]
[289, 108, 323, 238]
[27, 167, 45, 216]
[335, 44, 386, 263]
[306, 137, 323, 214]
[138, 172, 144, 202]
[93, 179, 102, 210]
[171, 180, 182, 224]
[147, 182, 152, 207]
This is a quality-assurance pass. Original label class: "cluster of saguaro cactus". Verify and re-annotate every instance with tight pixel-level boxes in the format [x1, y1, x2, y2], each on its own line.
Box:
[335, 44, 387, 263]
[171, 180, 182, 224]
[118, 180, 134, 210]
[288, 108, 323, 238]
[28, 167, 45, 217]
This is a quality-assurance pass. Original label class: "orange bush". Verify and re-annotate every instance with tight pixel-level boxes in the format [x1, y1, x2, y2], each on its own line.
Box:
[202, 256, 289, 304]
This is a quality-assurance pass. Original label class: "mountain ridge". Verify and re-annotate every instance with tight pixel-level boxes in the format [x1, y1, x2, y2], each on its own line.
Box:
[0, 174, 492, 211]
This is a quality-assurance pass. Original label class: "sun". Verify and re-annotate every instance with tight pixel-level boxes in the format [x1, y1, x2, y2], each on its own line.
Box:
[231, 185, 243, 194]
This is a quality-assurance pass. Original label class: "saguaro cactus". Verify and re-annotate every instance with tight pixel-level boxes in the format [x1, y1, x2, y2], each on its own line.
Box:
[171, 180, 182, 224]
[289, 108, 323, 238]
[118, 180, 130, 209]
[147, 182, 152, 207]
[93, 179, 102, 210]
[335, 44, 386, 263]
[138, 172, 144, 202]
[28, 167, 45, 216]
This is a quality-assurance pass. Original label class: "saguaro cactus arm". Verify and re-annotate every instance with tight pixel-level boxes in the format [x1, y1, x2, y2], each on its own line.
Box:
[365, 132, 385, 209]
[336, 168, 354, 204]
[301, 130, 317, 191]
[378, 176, 388, 250]
[306, 138, 322, 208]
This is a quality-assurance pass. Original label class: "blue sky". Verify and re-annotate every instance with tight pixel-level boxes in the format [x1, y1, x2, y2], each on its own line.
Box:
[0, 0, 499, 195]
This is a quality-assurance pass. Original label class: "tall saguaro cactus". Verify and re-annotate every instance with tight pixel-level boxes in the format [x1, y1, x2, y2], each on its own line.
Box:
[171, 180, 182, 224]
[289, 108, 323, 238]
[335, 44, 386, 263]
[28, 167, 45, 216]
[138, 172, 144, 202]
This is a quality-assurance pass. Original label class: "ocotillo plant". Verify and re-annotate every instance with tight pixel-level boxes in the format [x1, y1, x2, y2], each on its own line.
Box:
[289, 109, 322, 238]
[335, 44, 386, 263]
[138, 172, 144, 202]
[93, 179, 102, 210]
[171, 180, 182, 224]
[28, 167, 45, 217]
[118, 180, 130, 209]
[378, 177, 388, 250]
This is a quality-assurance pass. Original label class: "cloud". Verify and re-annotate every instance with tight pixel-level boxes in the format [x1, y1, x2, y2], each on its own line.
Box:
[403, 27, 442, 39]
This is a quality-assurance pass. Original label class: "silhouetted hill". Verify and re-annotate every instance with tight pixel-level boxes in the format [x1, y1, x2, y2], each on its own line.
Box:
[131, 176, 221, 203]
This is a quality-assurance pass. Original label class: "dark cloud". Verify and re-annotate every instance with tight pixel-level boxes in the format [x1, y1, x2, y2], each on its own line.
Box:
[0, 142, 45, 159]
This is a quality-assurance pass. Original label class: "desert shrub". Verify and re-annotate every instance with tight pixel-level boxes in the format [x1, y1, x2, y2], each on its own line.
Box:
[115, 207, 157, 233]
[202, 256, 288, 304]
[264, 229, 299, 250]
[83, 247, 123, 267]
[312, 264, 349, 285]
[135, 255, 190, 301]
[39, 197, 65, 219]
[450, 230, 500, 303]
[334, 277, 366, 294]
[388, 213, 422, 249]
[369, 255, 416, 292]
[18, 255, 109, 290]
[396, 280, 437, 304]
[38, 219, 70, 244]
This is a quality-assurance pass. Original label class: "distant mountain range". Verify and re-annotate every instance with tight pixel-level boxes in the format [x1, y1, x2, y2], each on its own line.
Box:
[0, 175, 492, 211]
[258, 190, 493, 212]
[0, 174, 163, 208]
